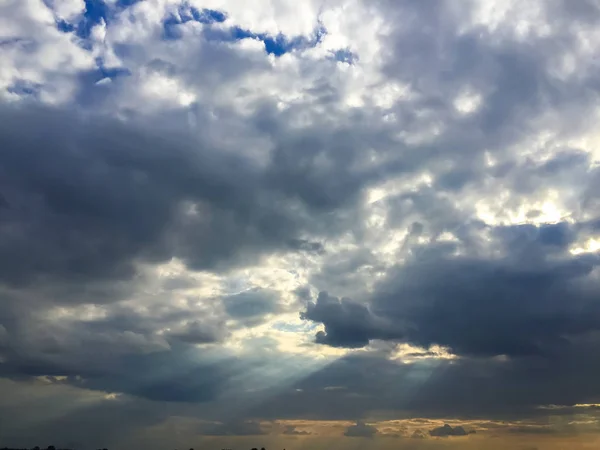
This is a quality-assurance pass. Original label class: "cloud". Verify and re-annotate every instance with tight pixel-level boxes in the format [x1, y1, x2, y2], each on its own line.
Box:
[0, 103, 314, 288]
[3, 0, 600, 447]
[281, 425, 311, 436]
[303, 221, 600, 358]
[300, 292, 401, 348]
[508, 426, 556, 435]
[343, 421, 377, 438]
[243, 343, 600, 420]
[202, 420, 266, 436]
[411, 429, 426, 439]
[429, 424, 469, 437]
[0, 378, 172, 448]
[164, 320, 226, 345]
[223, 288, 281, 322]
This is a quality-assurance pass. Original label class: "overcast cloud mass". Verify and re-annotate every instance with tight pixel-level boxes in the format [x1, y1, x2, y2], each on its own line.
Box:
[2, 1, 600, 449]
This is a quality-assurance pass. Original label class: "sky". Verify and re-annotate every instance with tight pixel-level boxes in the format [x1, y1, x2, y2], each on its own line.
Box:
[2, 0, 600, 449]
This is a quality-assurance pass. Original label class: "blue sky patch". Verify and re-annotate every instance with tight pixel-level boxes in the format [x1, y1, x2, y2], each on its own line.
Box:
[52, 1, 349, 61]
[93, 56, 131, 82]
[77, 0, 110, 39]
[56, 19, 75, 33]
[233, 23, 326, 56]
[331, 48, 358, 64]
[204, 22, 327, 57]
[73, 57, 132, 94]
[55, 0, 145, 40]
[95, 65, 131, 82]
[161, 2, 326, 57]
[189, 7, 227, 23]
[163, 4, 227, 40]
[115, 0, 144, 7]
[7, 80, 42, 98]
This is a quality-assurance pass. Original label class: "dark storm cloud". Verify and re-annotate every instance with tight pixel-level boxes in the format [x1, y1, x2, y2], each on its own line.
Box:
[0, 93, 389, 404]
[286, 238, 325, 253]
[300, 292, 401, 348]
[309, 247, 385, 298]
[0, 284, 229, 401]
[0, 103, 300, 290]
[248, 341, 600, 420]
[294, 228, 600, 416]
[0, 382, 171, 449]
[303, 221, 600, 358]
[0, 94, 379, 397]
[223, 288, 281, 321]
[0, 331, 226, 402]
[0, 93, 394, 300]
[165, 320, 226, 344]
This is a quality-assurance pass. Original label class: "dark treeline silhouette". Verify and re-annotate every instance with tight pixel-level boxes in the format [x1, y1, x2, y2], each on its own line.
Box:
[1, 447, 100, 450]
[3, 447, 275, 450]
[3, 447, 274, 450]
[1, 447, 73, 450]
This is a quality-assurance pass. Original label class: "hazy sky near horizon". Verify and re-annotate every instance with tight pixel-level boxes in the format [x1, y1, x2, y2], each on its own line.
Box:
[2, 0, 600, 449]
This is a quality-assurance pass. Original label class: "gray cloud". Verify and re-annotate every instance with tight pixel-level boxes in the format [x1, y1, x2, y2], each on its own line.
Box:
[223, 288, 281, 322]
[303, 221, 600, 359]
[0, 97, 369, 403]
[411, 429, 426, 439]
[0, 379, 173, 449]
[429, 424, 469, 437]
[295, 219, 600, 419]
[343, 421, 377, 438]
[0, 103, 308, 290]
[282, 425, 311, 436]
[300, 292, 401, 348]
[165, 320, 227, 345]
[245, 341, 600, 421]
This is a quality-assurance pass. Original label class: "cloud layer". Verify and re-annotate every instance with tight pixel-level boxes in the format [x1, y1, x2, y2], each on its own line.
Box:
[2, 0, 600, 448]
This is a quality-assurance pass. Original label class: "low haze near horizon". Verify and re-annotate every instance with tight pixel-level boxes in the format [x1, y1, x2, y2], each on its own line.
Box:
[2, 0, 600, 449]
